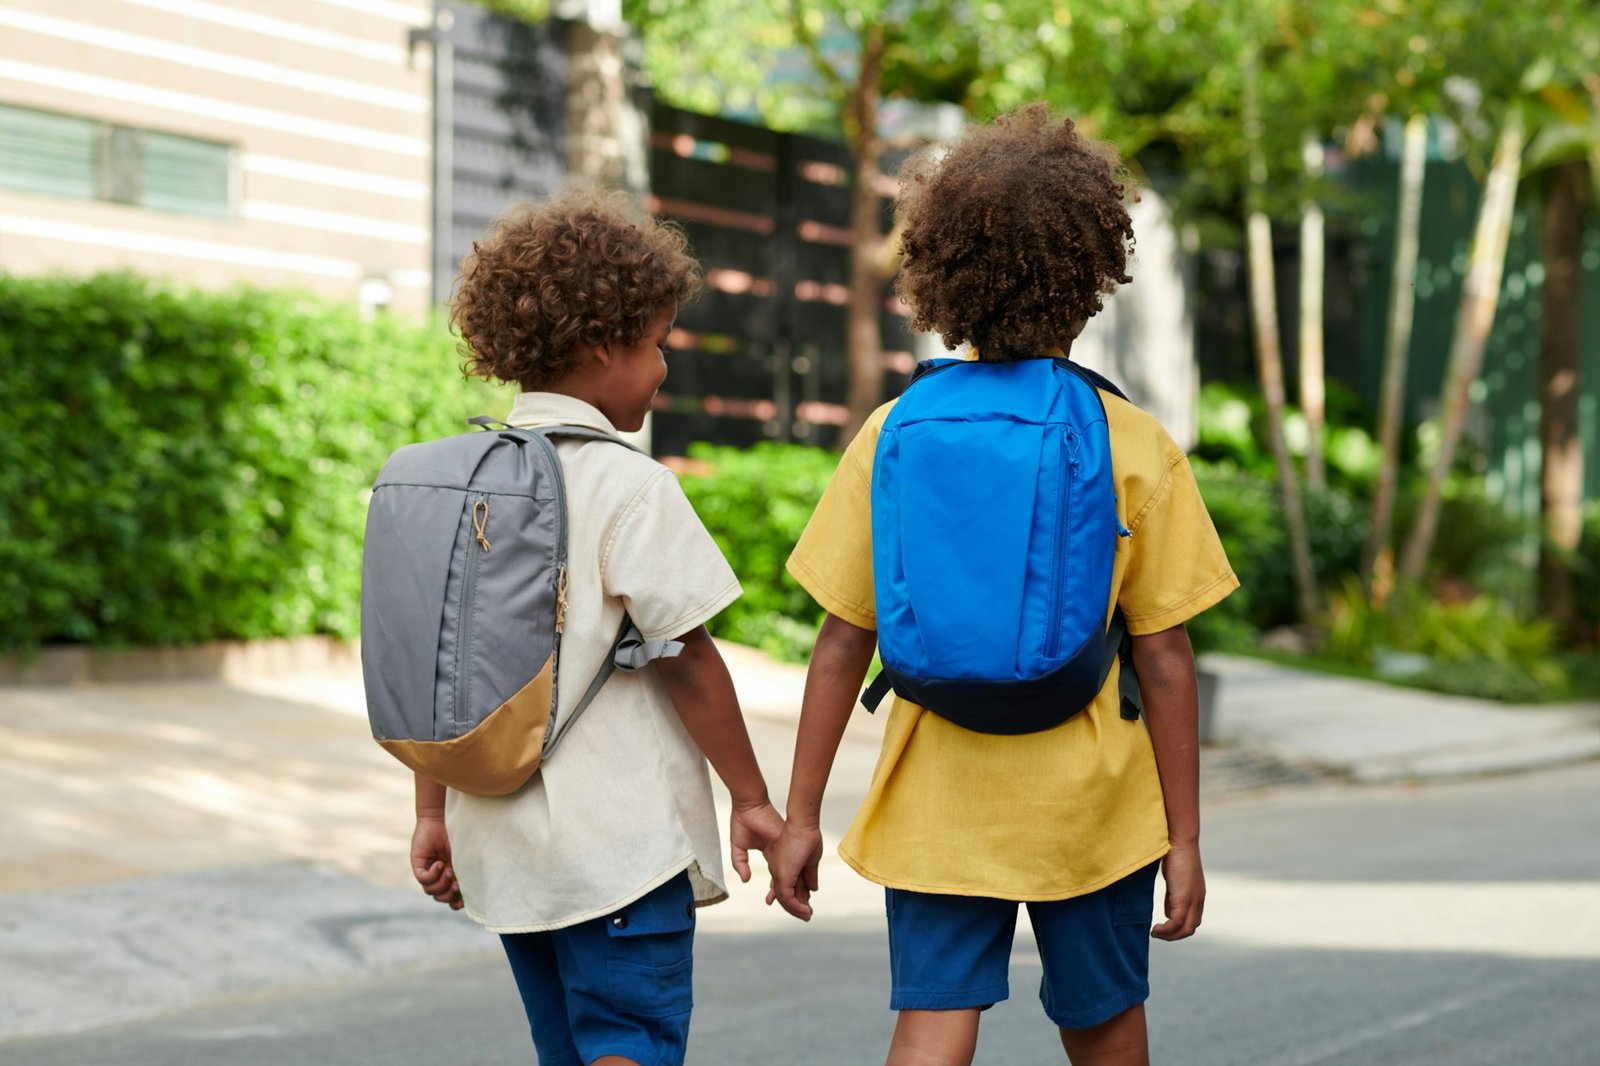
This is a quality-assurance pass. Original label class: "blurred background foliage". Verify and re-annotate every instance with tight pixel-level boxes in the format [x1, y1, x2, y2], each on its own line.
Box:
[0, 273, 498, 651]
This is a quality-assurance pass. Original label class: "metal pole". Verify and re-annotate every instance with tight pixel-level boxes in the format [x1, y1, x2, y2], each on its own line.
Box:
[412, 5, 455, 306]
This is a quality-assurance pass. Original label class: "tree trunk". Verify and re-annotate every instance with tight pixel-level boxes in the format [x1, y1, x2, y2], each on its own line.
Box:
[840, 26, 887, 444]
[1364, 113, 1429, 603]
[1248, 212, 1321, 624]
[1398, 110, 1526, 585]
[1243, 51, 1319, 624]
[1537, 159, 1589, 641]
[1299, 130, 1327, 491]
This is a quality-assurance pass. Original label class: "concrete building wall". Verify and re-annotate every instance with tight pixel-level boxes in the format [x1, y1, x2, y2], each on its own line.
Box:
[0, 0, 434, 310]
[1071, 189, 1199, 449]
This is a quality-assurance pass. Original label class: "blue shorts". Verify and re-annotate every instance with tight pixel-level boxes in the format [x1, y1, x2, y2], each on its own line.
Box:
[500, 871, 697, 1066]
[885, 862, 1159, 1029]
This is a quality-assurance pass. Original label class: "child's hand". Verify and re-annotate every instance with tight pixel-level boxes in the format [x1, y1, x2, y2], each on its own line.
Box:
[1151, 843, 1205, 940]
[764, 823, 824, 922]
[729, 799, 785, 884]
[411, 815, 464, 911]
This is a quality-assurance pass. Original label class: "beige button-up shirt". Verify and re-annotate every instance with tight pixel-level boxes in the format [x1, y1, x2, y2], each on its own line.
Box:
[445, 393, 741, 932]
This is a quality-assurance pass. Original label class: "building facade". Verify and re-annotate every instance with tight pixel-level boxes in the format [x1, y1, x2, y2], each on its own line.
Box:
[0, 0, 434, 311]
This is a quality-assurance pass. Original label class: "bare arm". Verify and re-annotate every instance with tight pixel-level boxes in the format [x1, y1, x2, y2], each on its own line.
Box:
[654, 626, 784, 882]
[411, 772, 462, 909]
[768, 612, 878, 920]
[1130, 623, 1205, 940]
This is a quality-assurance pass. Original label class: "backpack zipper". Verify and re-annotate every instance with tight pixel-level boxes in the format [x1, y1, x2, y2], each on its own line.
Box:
[1044, 426, 1079, 660]
[453, 492, 491, 730]
[527, 432, 570, 735]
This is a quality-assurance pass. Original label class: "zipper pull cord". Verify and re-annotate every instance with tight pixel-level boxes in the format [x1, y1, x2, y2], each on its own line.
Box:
[555, 565, 569, 633]
[472, 499, 491, 552]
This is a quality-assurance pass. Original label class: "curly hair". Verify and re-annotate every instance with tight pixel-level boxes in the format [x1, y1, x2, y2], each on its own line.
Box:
[894, 104, 1136, 362]
[451, 189, 702, 388]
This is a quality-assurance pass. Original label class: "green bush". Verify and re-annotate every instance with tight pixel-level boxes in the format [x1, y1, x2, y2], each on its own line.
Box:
[1575, 503, 1600, 634]
[1187, 459, 1367, 646]
[1193, 380, 1380, 493]
[0, 272, 497, 650]
[1394, 477, 1534, 605]
[675, 442, 839, 661]
[1322, 577, 1568, 701]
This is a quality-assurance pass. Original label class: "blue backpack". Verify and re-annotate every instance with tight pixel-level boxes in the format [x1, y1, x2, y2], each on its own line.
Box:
[861, 357, 1142, 733]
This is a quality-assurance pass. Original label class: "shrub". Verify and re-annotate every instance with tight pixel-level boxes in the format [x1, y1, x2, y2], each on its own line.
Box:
[0, 272, 497, 650]
[1193, 380, 1379, 493]
[1394, 476, 1534, 606]
[1322, 577, 1568, 701]
[1187, 461, 1281, 650]
[1187, 460, 1367, 644]
[675, 442, 839, 661]
[1575, 502, 1600, 635]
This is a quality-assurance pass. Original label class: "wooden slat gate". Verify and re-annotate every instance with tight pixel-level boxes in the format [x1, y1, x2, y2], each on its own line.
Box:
[645, 105, 915, 454]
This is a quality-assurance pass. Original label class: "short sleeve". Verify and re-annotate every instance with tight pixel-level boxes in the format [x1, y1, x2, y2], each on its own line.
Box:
[1117, 450, 1239, 635]
[603, 469, 742, 641]
[785, 420, 879, 630]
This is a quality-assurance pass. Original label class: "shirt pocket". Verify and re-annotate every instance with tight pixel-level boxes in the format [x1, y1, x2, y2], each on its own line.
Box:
[604, 874, 696, 1019]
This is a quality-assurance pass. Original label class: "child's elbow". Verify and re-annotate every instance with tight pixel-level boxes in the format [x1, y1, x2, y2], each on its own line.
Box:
[1129, 624, 1195, 676]
[819, 612, 876, 653]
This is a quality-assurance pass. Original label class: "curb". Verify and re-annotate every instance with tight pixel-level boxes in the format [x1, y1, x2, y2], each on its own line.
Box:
[0, 636, 360, 687]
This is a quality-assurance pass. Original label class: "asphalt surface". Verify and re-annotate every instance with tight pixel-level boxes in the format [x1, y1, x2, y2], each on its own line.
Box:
[7, 761, 1597, 1065]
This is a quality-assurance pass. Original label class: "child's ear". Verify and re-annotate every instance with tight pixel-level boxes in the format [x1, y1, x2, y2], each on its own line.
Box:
[572, 340, 611, 369]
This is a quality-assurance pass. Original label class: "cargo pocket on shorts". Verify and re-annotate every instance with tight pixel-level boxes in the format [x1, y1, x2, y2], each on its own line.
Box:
[1111, 862, 1159, 928]
[604, 875, 696, 1019]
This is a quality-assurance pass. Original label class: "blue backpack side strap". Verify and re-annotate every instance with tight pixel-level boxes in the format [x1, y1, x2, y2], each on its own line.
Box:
[861, 609, 1140, 720]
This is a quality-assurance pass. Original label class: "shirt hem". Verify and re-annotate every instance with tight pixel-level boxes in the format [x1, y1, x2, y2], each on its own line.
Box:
[638, 576, 743, 642]
[1123, 570, 1241, 636]
[835, 841, 1172, 903]
[785, 554, 876, 631]
[463, 855, 726, 935]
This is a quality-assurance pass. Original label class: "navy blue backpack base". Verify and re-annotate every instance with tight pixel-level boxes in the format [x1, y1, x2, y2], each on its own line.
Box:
[862, 357, 1143, 735]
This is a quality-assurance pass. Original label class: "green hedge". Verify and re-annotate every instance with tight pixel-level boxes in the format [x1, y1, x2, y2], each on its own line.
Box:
[0, 273, 496, 650]
[1187, 459, 1368, 650]
[676, 442, 839, 661]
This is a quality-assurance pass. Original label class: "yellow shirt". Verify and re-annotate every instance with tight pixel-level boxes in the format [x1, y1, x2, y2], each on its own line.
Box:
[786, 389, 1238, 901]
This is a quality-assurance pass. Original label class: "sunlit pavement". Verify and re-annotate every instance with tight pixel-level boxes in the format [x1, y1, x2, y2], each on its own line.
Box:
[2, 652, 1597, 1063]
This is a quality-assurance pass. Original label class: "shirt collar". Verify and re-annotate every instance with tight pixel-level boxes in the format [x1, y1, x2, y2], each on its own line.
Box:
[506, 391, 620, 435]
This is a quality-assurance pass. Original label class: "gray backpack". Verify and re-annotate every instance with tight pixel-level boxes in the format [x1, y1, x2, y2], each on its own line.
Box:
[361, 419, 681, 796]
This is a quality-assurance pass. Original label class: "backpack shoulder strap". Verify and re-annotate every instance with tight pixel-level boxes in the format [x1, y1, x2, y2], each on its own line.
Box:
[533, 424, 647, 453]
[1052, 358, 1132, 405]
[490, 422, 647, 454]
[541, 614, 685, 757]
[908, 357, 968, 385]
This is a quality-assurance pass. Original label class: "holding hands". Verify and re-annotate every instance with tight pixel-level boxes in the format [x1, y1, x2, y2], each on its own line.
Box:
[765, 821, 824, 921]
[728, 797, 786, 884]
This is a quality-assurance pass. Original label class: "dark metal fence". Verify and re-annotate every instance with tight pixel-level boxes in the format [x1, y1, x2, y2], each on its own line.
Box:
[419, 3, 914, 454]
[645, 105, 914, 455]
[419, 2, 571, 306]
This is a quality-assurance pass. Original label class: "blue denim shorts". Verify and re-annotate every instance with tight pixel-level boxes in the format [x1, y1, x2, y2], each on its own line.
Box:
[500, 871, 697, 1066]
[884, 861, 1159, 1029]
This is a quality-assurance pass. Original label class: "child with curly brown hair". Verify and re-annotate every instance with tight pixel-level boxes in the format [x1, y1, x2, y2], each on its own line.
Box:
[408, 188, 784, 1066]
[768, 105, 1238, 1066]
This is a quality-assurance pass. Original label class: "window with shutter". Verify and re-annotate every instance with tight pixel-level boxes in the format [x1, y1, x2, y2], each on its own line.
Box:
[0, 104, 232, 219]
[0, 105, 98, 200]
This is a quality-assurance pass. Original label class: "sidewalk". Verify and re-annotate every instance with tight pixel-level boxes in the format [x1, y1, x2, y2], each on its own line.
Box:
[1201, 653, 1600, 783]
[2, 641, 1597, 1042]
[721, 640, 1600, 783]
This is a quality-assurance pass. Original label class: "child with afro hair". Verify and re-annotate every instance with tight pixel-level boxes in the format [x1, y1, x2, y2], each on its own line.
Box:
[411, 189, 785, 1066]
[770, 105, 1238, 1066]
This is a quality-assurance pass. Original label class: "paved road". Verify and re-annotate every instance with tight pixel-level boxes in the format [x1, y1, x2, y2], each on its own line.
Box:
[6, 756, 1596, 1065]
